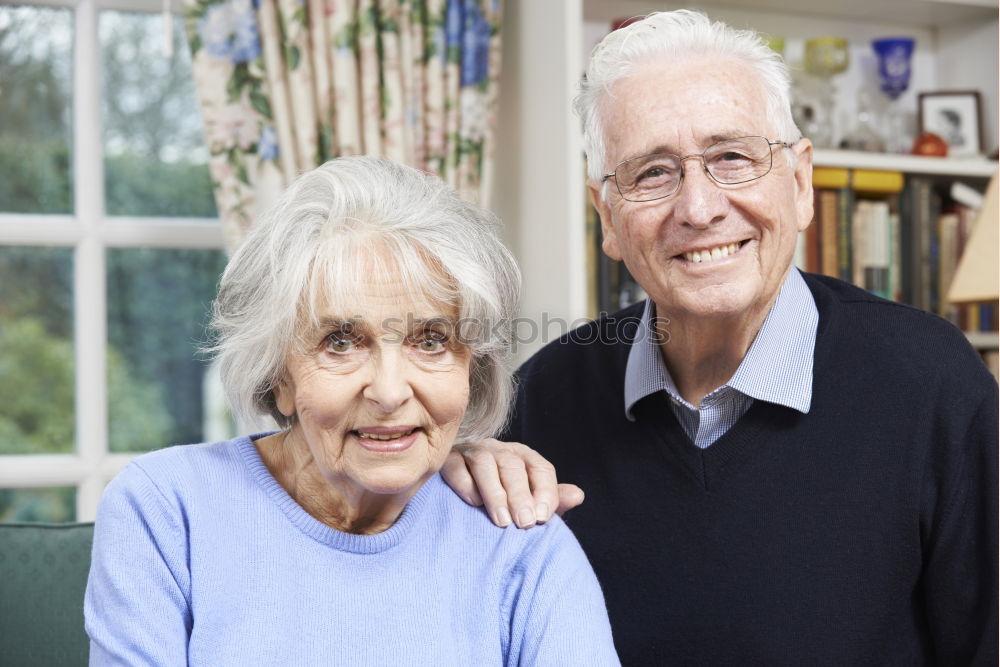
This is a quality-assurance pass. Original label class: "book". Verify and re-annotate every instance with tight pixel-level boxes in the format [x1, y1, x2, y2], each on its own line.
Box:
[585, 199, 601, 320]
[982, 349, 999, 381]
[804, 191, 821, 274]
[899, 176, 940, 311]
[837, 186, 854, 282]
[889, 210, 901, 302]
[817, 189, 840, 278]
[854, 199, 892, 299]
[853, 169, 905, 195]
[937, 210, 961, 324]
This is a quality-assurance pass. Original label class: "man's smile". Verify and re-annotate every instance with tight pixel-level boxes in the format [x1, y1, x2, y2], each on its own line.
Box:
[677, 240, 748, 264]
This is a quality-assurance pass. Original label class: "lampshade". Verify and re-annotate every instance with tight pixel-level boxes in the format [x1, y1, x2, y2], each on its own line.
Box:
[948, 172, 999, 304]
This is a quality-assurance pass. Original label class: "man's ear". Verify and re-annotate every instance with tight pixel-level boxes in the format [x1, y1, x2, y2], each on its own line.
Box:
[589, 181, 622, 261]
[273, 377, 296, 418]
[792, 138, 814, 233]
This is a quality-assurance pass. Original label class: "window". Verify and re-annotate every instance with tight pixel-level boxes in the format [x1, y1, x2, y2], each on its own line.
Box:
[0, 0, 233, 522]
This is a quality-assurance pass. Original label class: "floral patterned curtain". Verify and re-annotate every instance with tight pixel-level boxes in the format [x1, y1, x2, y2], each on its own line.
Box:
[183, 0, 502, 253]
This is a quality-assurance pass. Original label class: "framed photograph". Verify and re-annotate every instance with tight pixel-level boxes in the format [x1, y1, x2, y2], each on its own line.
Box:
[918, 91, 984, 156]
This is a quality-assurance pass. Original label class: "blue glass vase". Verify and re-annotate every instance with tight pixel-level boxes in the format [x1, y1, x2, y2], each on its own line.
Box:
[872, 37, 915, 100]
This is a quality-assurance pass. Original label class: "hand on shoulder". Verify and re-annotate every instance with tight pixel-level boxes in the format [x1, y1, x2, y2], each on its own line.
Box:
[440, 438, 585, 528]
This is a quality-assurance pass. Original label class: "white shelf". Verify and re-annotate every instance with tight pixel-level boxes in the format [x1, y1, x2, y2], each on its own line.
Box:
[966, 331, 1000, 349]
[813, 149, 998, 178]
[584, 0, 999, 29]
[584, 0, 998, 28]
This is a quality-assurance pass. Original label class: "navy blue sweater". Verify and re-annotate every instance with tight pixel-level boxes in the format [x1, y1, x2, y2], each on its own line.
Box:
[503, 273, 997, 666]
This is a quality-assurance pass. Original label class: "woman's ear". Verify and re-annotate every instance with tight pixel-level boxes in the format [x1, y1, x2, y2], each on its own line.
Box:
[272, 377, 296, 417]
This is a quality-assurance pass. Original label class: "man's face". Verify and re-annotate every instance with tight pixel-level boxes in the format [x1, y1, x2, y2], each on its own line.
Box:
[590, 58, 813, 325]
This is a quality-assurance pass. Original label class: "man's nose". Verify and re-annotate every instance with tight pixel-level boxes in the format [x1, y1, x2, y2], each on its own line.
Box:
[362, 349, 414, 413]
[673, 156, 729, 229]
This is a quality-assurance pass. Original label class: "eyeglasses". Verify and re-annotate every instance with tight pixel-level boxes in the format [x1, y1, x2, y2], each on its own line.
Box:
[602, 136, 795, 203]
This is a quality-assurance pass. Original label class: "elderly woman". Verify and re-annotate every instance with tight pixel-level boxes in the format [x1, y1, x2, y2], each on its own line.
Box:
[84, 157, 619, 665]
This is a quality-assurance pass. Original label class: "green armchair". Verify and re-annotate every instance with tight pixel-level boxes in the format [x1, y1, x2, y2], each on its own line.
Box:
[0, 522, 94, 666]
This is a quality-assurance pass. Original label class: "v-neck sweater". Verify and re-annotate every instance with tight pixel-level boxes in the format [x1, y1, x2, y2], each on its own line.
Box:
[503, 272, 997, 665]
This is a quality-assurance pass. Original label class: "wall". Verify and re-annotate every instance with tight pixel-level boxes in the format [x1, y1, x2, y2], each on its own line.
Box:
[492, 0, 587, 364]
[936, 18, 1000, 155]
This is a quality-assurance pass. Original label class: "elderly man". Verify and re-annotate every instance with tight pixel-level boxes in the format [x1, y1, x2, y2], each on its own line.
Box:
[442, 9, 997, 665]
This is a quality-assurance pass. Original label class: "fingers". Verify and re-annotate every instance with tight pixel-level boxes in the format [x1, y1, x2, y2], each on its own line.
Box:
[440, 448, 484, 507]
[523, 450, 560, 524]
[458, 439, 516, 527]
[442, 439, 578, 529]
[497, 446, 540, 528]
[555, 483, 585, 516]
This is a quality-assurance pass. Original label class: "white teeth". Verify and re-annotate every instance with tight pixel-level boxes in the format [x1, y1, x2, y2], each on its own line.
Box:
[356, 429, 415, 441]
[683, 242, 740, 264]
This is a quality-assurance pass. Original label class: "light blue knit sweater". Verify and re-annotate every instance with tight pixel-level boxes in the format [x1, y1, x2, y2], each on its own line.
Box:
[85, 435, 620, 665]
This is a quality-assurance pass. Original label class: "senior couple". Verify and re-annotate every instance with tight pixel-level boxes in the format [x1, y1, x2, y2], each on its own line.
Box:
[86, 10, 996, 666]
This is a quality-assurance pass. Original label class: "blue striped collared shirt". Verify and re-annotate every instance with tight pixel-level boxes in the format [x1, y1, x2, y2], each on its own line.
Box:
[623, 269, 818, 448]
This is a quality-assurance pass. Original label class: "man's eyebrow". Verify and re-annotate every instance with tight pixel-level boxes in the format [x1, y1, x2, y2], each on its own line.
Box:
[637, 143, 676, 156]
[627, 132, 756, 158]
[707, 131, 756, 143]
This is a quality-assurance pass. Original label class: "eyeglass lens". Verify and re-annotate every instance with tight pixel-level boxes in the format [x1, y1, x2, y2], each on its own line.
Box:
[614, 136, 775, 202]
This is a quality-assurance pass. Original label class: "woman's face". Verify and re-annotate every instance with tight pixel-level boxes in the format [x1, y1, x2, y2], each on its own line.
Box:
[273, 276, 471, 502]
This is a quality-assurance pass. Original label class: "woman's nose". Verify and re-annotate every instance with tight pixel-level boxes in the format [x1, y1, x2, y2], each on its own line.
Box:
[362, 349, 414, 413]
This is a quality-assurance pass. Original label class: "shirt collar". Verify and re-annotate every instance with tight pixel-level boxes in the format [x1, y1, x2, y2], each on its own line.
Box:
[623, 268, 817, 420]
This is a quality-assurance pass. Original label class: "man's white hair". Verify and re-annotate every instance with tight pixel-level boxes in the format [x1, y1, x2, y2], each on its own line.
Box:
[574, 10, 802, 187]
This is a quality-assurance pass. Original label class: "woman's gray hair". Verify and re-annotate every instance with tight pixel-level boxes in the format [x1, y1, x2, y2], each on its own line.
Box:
[575, 9, 802, 188]
[209, 156, 521, 442]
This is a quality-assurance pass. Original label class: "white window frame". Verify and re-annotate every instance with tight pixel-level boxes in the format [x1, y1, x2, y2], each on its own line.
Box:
[0, 0, 224, 521]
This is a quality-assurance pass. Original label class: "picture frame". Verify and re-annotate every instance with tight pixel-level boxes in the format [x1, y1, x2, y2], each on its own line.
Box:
[917, 91, 984, 157]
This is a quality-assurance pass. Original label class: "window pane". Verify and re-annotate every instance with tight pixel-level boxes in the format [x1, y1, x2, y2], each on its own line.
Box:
[0, 487, 76, 522]
[106, 248, 232, 452]
[0, 6, 74, 214]
[0, 247, 75, 455]
[100, 11, 216, 218]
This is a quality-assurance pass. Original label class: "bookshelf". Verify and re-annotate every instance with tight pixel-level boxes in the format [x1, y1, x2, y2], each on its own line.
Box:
[814, 149, 998, 178]
[581, 0, 1000, 27]
[491, 0, 999, 362]
[967, 331, 1000, 350]
[805, 153, 997, 354]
